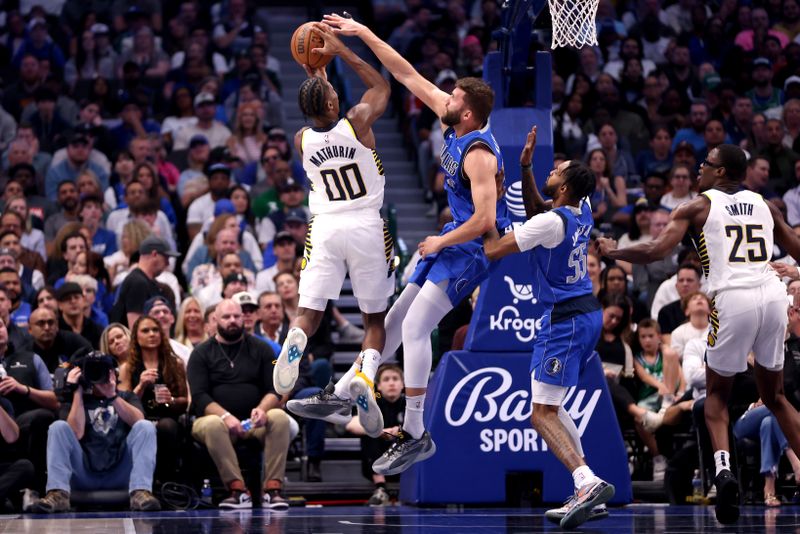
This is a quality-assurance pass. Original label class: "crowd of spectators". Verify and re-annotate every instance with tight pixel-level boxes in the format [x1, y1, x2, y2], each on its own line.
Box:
[6, 0, 800, 513]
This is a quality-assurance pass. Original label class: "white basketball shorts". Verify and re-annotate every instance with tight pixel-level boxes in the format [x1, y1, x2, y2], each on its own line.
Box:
[298, 211, 395, 313]
[706, 279, 788, 376]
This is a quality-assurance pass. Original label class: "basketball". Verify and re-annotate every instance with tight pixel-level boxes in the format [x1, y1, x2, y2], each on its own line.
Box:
[290, 22, 333, 69]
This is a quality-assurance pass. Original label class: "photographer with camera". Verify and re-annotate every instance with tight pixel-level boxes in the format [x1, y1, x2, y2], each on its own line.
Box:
[31, 350, 161, 513]
[0, 315, 58, 495]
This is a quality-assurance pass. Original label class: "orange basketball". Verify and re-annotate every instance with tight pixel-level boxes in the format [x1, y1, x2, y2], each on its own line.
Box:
[290, 22, 333, 69]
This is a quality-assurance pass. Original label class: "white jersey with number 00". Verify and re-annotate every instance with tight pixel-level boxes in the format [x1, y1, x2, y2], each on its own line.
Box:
[697, 188, 776, 297]
[301, 118, 385, 215]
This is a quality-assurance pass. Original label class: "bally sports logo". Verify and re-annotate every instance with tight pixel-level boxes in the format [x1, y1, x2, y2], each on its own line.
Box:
[488, 276, 543, 343]
[445, 367, 601, 452]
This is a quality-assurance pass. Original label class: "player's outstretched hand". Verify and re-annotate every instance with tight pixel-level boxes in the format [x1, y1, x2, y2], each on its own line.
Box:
[312, 22, 347, 56]
[597, 237, 617, 257]
[302, 63, 328, 82]
[770, 261, 800, 280]
[323, 13, 367, 36]
[520, 125, 537, 167]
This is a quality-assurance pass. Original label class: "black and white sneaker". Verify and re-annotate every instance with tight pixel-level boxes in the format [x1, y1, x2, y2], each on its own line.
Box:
[372, 430, 437, 476]
[544, 495, 608, 524]
[273, 327, 307, 395]
[286, 381, 352, 425]
[219, 490, 252, 509]
[714, 469, 740, 525]
[262, 489, 289, 511]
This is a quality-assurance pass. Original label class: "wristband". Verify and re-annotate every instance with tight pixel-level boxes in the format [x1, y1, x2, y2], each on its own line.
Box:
[25, 385, 30, 397]
[520, 163, 532, 169]
[221, 411, 231, 421]
[107, 394, 118, 403]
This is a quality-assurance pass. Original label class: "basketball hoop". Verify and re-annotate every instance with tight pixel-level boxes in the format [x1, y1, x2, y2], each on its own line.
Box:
[548, 0, 599, 49]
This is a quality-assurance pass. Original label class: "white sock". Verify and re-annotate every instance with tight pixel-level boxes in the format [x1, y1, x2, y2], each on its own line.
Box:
[558, 406, 585, 458]
[714, 450, 731, 476]
[572, 465, 597, 490]
[403, 394, 426, 439]
[360, 349, 382, 383]
[333, 363, 358, 399]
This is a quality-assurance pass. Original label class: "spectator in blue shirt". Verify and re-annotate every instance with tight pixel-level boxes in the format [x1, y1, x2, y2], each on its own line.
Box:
[672, 101, 710, 153]
[11, 18, 65, 70]
[44, 133, 109, 201]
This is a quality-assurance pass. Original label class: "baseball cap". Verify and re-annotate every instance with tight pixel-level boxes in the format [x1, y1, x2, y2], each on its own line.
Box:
[69, 132, 90, 145]
[633, 197, 656, 213]
[27, 18, 46, 31]
[267, 127, 287, 139]
[279, 177, 303, 193]
[232, 291, 258, 309]
[702, 73, 721, 91]
[214, 199, 236, 216]
[435, 69, 457, 86]
[274, 231, 295, 245]
[139, 235, 180, 257]
[206, 163, 232, 177]
[284, 208, 308, 224]
[674, 141, 696, 155]
[785, 75, 800, 91]
[189, 134, 209, 149]
[142, 295, 174, 316]
[56, 282, 84, 301]
[194, 92, 216, 107]
[91, 23, 110, 35]
[223, 272, 248, 288]
[462, 35, 480, 48]
[753, 57, 772, 69]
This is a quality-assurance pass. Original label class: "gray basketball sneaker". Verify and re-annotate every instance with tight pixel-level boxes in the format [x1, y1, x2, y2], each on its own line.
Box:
[560, 479, 615, 529]
[372, 430, 437, 476]
[286, 381, 352, 424]
[349, 373, 384, 438]
[544, 495, 608, 524]
[273, 327, 307, 395]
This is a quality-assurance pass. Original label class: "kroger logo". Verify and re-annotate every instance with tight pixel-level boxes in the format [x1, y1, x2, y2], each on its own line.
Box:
[444, 367, 601, 435]
[488, 276, 542, 342]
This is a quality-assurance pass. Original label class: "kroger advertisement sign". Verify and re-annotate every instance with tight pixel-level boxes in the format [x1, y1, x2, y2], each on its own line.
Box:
[399, 351, 632, 504]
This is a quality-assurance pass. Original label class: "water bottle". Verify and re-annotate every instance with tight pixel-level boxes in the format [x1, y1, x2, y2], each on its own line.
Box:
[692, 469, 703, 503]
[241, 418, 253, 432]
[201, 479, 213, 507]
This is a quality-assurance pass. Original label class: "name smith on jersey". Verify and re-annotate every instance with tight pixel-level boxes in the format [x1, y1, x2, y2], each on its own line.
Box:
[724, 202, 754, 217]
[308, 145, 357, 167]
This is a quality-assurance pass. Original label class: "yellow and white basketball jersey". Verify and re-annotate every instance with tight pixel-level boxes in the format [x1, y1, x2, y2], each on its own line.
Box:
[697, 188, 776, 296]
[301, 118, 385, 215]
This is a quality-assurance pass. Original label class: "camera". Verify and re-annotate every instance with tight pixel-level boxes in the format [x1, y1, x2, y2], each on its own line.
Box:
[54, 349, 117, 399]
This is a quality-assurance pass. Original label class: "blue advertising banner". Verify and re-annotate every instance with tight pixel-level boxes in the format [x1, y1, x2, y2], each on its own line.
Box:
[399, 351, 633, 504]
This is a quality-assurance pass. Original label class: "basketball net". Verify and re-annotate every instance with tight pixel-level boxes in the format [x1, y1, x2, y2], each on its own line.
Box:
[548, 0, 600, 49]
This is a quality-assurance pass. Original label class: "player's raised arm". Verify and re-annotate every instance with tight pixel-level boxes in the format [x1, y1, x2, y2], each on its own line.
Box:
[519, 125, 552, 218]
[312, 23, 389, 144]
[769, 200, 800, 263]
[419, 147, 497, 258]
[323, 13, 448, 118]
[598, 200, 700, 262]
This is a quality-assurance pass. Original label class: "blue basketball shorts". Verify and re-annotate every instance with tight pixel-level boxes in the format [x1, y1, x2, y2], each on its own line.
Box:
[408, 238, 491, 306]
[530, 310, 603, 387]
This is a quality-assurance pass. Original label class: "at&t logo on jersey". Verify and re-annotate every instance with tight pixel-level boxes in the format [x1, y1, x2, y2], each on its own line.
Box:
[444, 367, 601, 452]
[488, 275, 543, 342]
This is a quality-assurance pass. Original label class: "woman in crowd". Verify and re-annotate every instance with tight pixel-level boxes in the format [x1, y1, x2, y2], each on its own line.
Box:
[100, 322, 131, 365]
[33, 286, 57, 312]
[119, 315, 188, 483]
[616, 199, 654, 276]
[660, 164, 697, 210]
[174, 296, 207, 349]
[104, 219, 152, 283]
[229, 184, 257, 240]
[226, 102, 267, 165]
[134, 161, 177, 227]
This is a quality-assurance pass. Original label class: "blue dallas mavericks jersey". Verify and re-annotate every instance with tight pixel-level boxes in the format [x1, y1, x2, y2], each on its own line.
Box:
[531, 201, 595, 310]
[440, 123, 511, 234]
[530, 200, 603, 387]
[408, 122, 510, 304]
